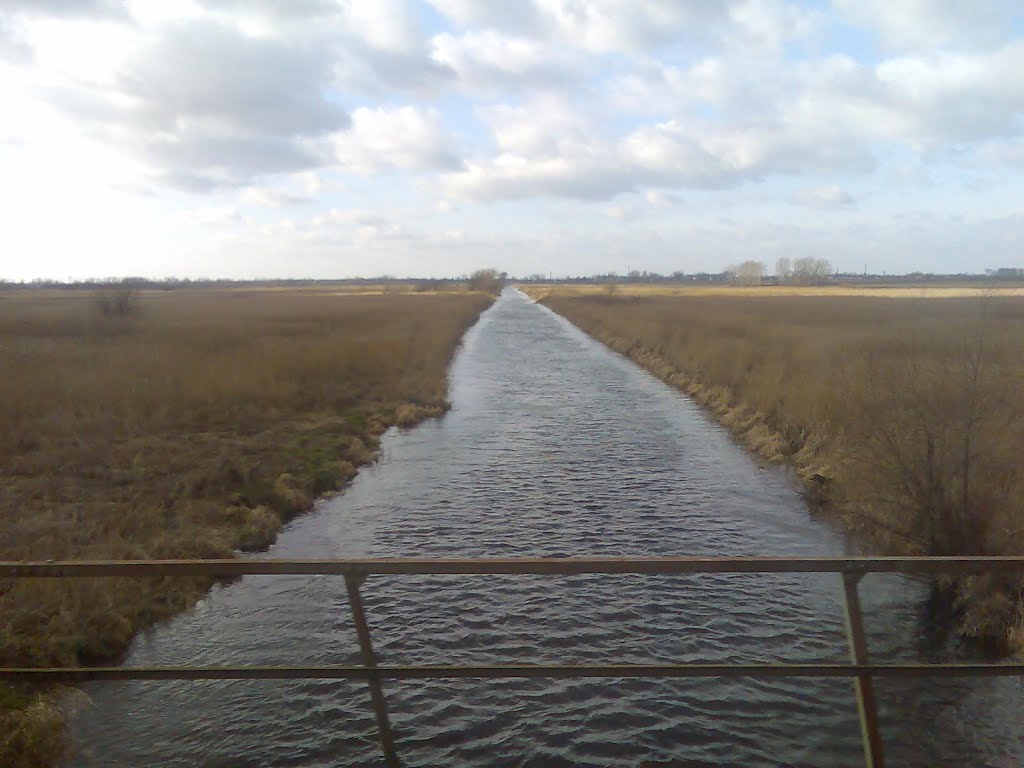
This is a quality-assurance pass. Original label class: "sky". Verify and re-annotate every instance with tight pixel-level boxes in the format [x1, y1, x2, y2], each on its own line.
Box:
[1, 0, 1023, 280]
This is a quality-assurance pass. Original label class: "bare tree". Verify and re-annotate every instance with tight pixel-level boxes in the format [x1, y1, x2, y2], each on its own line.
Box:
[842, 296, 1017, 557]
[775, 257, 792, 282]
[792, 257, 831, 284]
[735, 260, 766, 285]
[467, 269, 503, 294]
[94, 285, 139, 317]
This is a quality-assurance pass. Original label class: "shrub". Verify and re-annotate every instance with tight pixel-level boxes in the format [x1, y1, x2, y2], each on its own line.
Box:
[468, 269, 503, 294]
[94, 286, 139, 317]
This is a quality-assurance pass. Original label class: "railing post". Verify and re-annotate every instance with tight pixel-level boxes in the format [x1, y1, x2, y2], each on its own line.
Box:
[345, 572, 401, 768]
[841, 571, 885, 768]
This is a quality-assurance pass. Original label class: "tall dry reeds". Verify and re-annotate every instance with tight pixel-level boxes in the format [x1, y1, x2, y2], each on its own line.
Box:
[537, 290, 1024, 647]
[0, 287, 491, 764]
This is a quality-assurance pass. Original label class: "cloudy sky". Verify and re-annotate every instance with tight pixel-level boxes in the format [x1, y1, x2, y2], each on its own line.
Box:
[2, 0, 1023, 280]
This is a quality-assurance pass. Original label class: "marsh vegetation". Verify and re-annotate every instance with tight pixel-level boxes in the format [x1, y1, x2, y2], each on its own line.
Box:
[533, 286, 1024, 648]
[0, 286, 491, 765]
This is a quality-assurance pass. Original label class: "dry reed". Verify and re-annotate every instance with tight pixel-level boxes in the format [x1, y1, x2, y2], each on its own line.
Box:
[534, 288, 1024, 649]
[0, 287, 491, 764]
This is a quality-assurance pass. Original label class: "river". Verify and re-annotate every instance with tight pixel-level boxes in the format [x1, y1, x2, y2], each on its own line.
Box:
[70, 288, 1023, 767]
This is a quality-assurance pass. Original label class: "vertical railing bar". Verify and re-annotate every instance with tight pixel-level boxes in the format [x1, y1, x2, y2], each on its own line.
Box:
[345, 572, 401, 768]
[842, 571, 885, 768]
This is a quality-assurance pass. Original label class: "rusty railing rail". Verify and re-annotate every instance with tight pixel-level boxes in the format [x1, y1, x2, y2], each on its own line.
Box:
[3, 556, 1024, 768]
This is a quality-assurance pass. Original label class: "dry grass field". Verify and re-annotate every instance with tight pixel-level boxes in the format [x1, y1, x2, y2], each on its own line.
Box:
[0, 286, 492, 765]
[526, 282, 1024, 299]
[530, 285, 1024, 650]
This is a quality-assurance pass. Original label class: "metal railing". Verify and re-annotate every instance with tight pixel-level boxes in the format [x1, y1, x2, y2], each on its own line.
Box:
[3, 556, 1024, 768]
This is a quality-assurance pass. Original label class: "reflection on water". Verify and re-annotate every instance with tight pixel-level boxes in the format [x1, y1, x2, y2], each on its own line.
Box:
[71, 289, 1024, 767]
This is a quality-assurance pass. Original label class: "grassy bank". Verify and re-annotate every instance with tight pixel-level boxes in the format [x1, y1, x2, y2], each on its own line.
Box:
[0, 286, 492, 766]
[530, 286, 1024, 648]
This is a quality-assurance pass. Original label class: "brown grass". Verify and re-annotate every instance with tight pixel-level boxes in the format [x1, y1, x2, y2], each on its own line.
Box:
[0, 287, 491, 765]
[526, 282, 1024, 299]
[531, 287, 1024, 649]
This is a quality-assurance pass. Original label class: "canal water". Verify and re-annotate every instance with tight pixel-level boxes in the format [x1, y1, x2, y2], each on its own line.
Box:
[71, 288, 1023, 767]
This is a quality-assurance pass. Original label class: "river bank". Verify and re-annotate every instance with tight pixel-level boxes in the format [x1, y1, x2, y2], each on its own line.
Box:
[0, 287, 493, 767]
[530, 287, 1024, 653]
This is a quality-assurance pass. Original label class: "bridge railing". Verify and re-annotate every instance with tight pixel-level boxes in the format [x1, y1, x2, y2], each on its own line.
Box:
[3, 555, 1024, 768]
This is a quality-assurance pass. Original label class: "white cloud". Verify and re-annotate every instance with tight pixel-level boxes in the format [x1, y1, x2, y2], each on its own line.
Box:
[531, 0, 728, 52]
[428, 0, 735, 52]
[476, 97, 593, 155]
[996, 141, 1024, 168]
[604, 36, 1024, 185]
[445, 154, 631, 201]
[604, 189, 681, 220]
[2, 0, 130, 21]
[424, 0, 539, 31]
[430, 29, 582, 90]
[332, 106, 460, 173]
[191, 0, 338, 21]
[831, 0, 1021, 50]
[794, 184, 855, 209]
[442, 102, 877, 202]
[873, 42, 1024, 142]
[0, 14, 31, 62]
[241, 173, 321, 207]
[242, 189, 308, 207]
[36, 17, 347, 189]
[644, 189, 682, 206]
[310, 208, 412, 242]
[341, 0, 422, 53]
[727, 0, 821, 50]
[195, 205, 243, 225]
[121, 21, 344, 136]
[624, 122, 738, 183]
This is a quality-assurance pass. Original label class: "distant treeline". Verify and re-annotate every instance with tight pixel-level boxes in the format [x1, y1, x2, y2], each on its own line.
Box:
[521, 265, 1024, 285]
[0, 276, 474, 290]
[3, 268, 1022, 290]
[521, 268, 1024, 286]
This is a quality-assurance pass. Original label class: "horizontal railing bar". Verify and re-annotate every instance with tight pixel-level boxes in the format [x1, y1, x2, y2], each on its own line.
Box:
[2, 556, 1024, 578]
[3, 663, 1024, 682]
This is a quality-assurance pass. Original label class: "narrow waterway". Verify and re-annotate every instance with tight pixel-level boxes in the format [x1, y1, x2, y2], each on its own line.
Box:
[71, 288, 1023, 767]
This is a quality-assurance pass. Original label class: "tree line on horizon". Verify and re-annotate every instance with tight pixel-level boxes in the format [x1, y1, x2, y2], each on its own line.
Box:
[2, 266, 1022, 290]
